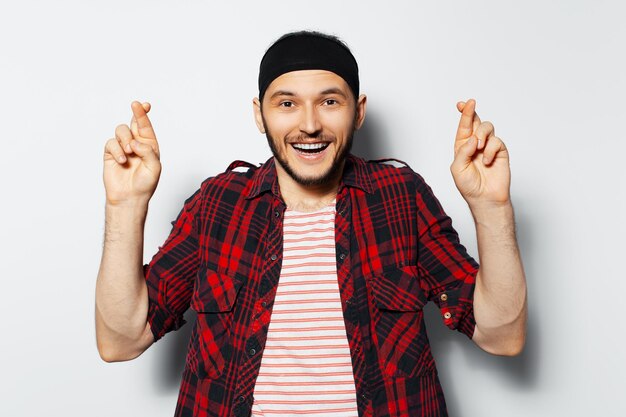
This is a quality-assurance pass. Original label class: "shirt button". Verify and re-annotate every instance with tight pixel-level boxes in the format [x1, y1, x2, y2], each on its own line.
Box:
[249, 348, 256, 356]
[238, 395, 246, 403]
[270, 254, 277, 261]
[339, 253, 346, 260]
[274, 210, 280, 218]
[440, 293, 448, 301]
[262, 301, 267, 308]
[443, 312, 452, 319]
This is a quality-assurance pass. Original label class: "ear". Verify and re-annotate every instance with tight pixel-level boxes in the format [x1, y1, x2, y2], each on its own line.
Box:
[354, 94, 367, 130]
[252, 97, 266, 134]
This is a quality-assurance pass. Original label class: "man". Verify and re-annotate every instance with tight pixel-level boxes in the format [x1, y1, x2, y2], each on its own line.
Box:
[95, 31, 527, 417]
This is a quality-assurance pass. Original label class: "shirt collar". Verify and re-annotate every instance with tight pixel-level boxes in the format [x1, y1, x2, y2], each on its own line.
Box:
[245, 153, 373, 200]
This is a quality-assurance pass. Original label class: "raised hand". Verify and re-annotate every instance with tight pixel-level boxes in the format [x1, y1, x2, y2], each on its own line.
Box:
[450, 99, 511, 208]
[103, 101, 162, 206]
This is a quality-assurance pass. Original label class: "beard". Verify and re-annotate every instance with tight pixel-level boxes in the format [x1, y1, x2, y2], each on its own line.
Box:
[262, 114, 356, 187]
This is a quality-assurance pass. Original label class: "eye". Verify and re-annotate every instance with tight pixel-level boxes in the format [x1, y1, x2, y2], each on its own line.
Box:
[324, 99, 337, 106]
[279, 101, 294, 108]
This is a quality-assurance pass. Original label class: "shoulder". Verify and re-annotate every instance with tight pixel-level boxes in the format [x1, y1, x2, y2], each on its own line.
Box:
[198, 159, 260, 192]
[364, 157, 427, 189]
[176, 160, 262, 211]
[174, 159, 262, 220]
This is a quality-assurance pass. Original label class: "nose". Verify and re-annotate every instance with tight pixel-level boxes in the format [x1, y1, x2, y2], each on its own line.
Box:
[299, 103, 322, 136]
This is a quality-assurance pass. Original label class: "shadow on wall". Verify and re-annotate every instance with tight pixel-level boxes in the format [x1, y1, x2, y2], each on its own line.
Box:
[425, 306, 540, 416]
[152, 311, 195, 392]
[150, 109, 539, 409]
[352, 108, 390, 160]
[427, 203, 539, 417]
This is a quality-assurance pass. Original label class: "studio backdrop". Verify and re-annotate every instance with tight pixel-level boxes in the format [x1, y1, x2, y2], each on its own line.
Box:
[0, 1, 624, 416]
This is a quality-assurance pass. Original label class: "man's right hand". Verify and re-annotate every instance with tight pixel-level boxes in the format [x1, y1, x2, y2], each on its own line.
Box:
[103, 101, 162, 206]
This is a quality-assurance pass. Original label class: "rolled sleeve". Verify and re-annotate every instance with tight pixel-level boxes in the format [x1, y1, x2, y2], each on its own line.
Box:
[144, 186, 203, 342]
[415, 174, 479, 339]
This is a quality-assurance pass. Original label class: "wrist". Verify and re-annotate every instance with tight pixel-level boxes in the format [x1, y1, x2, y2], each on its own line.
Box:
[105, 198, 150, 224]
[468, 200, 514, 226]
[105, 196, 151, 210]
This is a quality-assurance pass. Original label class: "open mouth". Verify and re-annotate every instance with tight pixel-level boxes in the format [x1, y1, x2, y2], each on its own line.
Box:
[290, 142, 330, 154]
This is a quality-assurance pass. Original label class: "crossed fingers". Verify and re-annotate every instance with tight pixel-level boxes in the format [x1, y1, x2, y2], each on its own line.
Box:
[456, 99, 505, 165]
[106, 101, 159, 164]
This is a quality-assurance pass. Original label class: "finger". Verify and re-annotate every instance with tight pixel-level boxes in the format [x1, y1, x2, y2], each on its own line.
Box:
[115, 124, 133, 154]
[129, 139, 160, 167]
[135, 102, 151, 123]
[457, 101, 466, 112]
[455, 98, 476, 141]
[130, 101, 152, 136]
[104, 138, 127, 164]
[130, 102, 151, 131]
[482, 135, 505, 165]
[451, 135, 479, 171]
[474, 121, 494, 150]
[130, 101, 156, 140]
[473, 111, 482, 133]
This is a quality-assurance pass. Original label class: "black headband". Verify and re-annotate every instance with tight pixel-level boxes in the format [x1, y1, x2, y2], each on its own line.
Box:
[258, 33, 359, 103]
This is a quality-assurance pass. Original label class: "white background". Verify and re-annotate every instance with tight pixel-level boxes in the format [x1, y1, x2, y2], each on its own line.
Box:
[1, 1, 624, 416]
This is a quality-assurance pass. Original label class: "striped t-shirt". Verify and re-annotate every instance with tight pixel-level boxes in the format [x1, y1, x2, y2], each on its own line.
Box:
[251, 200, 359, 417]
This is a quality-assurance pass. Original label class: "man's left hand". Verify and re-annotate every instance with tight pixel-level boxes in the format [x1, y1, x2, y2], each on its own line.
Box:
[451, 99, 511, 209]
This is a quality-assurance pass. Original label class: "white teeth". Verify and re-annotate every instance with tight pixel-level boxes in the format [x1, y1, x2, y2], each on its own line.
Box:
[292, 143, 327, 150]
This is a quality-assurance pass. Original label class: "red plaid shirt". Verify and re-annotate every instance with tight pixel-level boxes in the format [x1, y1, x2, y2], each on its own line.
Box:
[143, 154, 479, 417]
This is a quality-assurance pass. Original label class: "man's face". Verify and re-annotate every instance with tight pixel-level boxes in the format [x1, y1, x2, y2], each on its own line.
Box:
[253, 70, 366, 187]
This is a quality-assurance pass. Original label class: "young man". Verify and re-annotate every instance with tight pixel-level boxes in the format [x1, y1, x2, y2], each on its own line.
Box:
[96, 31, 527, 417]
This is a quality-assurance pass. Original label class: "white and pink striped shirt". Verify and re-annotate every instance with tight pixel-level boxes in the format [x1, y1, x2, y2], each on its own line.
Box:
[251, 201, 359, 417]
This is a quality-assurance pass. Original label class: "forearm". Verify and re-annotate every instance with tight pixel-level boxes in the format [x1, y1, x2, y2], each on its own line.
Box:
[470, 202, 527, 352]
[95, 201, 151, 358]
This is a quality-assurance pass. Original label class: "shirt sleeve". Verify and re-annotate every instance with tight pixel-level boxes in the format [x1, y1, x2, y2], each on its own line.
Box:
[415, 173, 480, 339]
[143, 186, 203, 343]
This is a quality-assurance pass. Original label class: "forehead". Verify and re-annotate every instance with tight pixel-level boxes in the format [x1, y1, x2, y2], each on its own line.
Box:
[265, 69, 350, 96]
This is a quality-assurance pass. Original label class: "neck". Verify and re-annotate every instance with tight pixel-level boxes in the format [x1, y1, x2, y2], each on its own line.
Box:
[275, 161, 344, 213]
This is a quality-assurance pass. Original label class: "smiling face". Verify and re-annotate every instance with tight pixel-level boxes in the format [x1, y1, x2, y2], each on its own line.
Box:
[253, 70, 366, 188]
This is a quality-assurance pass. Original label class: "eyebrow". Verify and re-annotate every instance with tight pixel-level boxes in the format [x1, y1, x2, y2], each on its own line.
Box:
[320, 88, 348, 98]
[269, 90, 296, 100]
[268, 87, 348, 101]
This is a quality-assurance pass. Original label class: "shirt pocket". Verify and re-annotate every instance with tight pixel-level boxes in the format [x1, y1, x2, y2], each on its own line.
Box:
[368, 265, 434, 378]
[187, 266, 244, 379]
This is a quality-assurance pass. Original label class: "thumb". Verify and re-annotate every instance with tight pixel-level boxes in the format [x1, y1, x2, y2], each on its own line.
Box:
[451, 136, 478, 171]
[130, 139, 159, 166]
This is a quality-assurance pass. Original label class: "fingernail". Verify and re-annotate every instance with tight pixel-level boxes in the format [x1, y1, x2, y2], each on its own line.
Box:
[477, 139, 481, 148]
[118, 156, 126, 163]
[125, 143, 131, 152]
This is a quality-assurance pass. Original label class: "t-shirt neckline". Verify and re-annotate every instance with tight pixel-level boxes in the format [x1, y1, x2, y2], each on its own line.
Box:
[285, 199, 336, 215]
